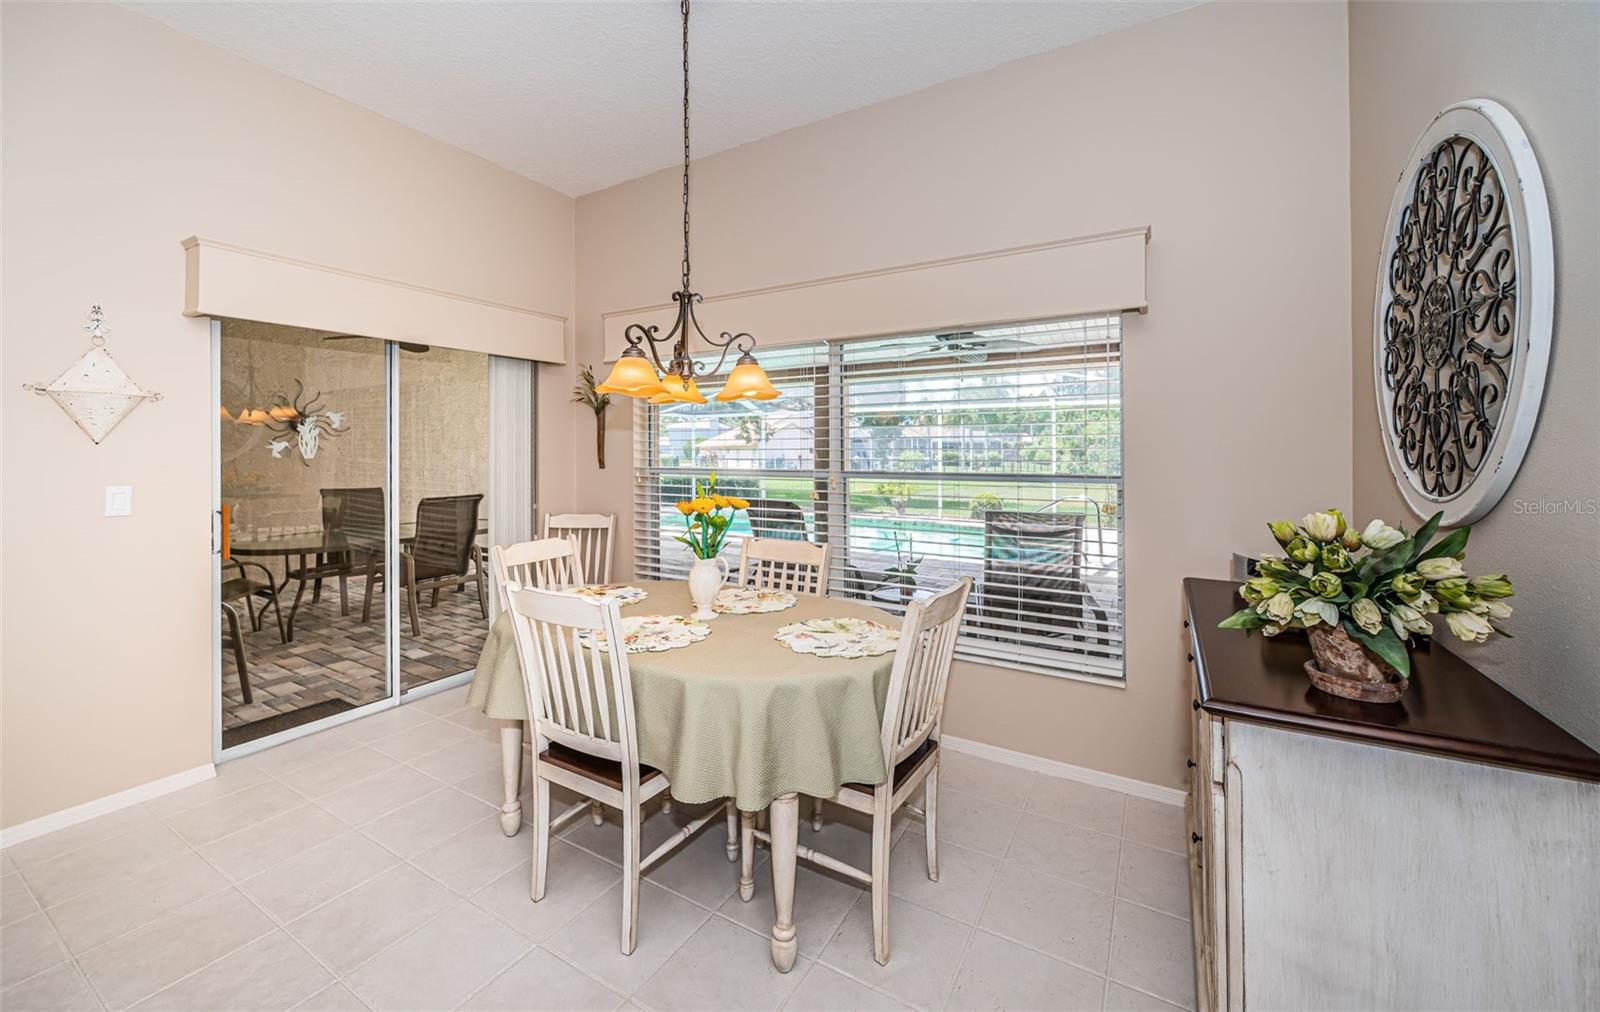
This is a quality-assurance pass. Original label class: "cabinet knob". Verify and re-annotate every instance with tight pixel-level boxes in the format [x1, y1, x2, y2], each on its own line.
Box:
[1192, 832, 1202, 844]
[1186, 759, 1196, 769]
[1187, 652, 1194, 663]
[1182, 619, 1190, 628]
[1192, 700, 1201, 711]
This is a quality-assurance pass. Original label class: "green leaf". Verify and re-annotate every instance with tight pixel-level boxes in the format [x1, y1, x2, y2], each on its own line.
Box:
[1417, 526, 1469, 562]
[1218, 608, 1265, 631]
[1406, 512, 1444, 565]
[1348, 623, 1411, 680]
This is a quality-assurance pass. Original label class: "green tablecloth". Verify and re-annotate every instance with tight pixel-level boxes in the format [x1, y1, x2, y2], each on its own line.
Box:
[468, 580, 898, 811]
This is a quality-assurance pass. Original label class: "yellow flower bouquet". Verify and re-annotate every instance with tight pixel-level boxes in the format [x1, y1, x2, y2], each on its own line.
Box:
[674, 472, 749, 560]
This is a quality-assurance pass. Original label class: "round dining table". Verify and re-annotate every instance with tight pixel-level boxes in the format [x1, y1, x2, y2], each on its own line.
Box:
[466, 578, 901, 971]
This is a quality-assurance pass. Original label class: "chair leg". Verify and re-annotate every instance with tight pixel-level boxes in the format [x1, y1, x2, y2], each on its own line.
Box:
[286, 576, 308, 642]
[312, 575, 323, 604]
[476, 573, 488, 620]
[660, 797, 672, 815]
[530, 776, 550, 901]
[725, 801, 739, 861]
[621, 797, 641, 955]
[811, 795, 824, 831]
[430, 587, 440, 608]
[590, 801, 604, 827]
[871, 790, 892, 965]
[339, 573, 350, 616]
[222, 604, 252, 705]
[362, 569, 378, 623]
[407, 584, 421, 637]
[924, 758, 940, 882]
[739, 811, 756, 901]
[265, 586, 288, 644]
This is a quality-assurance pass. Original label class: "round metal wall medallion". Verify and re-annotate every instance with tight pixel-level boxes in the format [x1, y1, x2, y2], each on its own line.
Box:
[1373, 99, 1552, 526]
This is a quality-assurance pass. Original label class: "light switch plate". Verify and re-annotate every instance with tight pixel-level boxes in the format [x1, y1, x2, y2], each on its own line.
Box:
[104, 485, 133, 517]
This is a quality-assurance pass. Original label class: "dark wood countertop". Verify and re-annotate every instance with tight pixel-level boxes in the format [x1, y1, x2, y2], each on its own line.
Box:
[1184, 577, 1600, 783]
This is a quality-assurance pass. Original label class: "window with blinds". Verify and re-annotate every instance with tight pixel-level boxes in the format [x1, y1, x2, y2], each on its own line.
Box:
[633, 314, 1123, 681]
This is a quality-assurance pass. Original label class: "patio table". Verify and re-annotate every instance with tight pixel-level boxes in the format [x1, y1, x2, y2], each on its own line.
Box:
[467, 578, 898, 971]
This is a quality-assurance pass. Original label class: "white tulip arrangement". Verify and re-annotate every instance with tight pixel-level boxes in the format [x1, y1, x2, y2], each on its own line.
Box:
[1219, 509, 1513, 680]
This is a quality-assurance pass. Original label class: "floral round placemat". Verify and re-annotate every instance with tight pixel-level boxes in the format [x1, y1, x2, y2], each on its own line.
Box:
[774, 617, 900, 658]
[580, 614, 710, 654]
[570, 584, 649, 606]
[714, 586, 798, 614]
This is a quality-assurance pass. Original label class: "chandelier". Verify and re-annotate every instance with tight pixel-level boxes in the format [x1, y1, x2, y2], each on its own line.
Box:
[596, 0, 779, 405]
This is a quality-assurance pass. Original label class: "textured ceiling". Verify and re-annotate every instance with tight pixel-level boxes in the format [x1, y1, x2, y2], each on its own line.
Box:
[123, 1, 1197, 197]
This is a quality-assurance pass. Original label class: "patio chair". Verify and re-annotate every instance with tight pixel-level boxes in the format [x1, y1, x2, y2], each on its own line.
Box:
[746, 498, 809, 540]
[220, 559, 287, 705]
[362, 494, 487, 636]
[976, 510, 1111, 649]
[284, 486, 384, 636]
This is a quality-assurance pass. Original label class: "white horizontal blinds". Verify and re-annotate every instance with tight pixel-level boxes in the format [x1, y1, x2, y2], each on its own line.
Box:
[632, 315, 1123, 681]
[633, 343, 831, 581]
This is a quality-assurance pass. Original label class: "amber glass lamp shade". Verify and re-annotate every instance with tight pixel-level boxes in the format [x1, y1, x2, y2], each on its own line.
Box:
[238, 408, 272, 425]
[648, 373, 708, 405]
[714, 356, 781, 402]
[595, 350, 667, 398]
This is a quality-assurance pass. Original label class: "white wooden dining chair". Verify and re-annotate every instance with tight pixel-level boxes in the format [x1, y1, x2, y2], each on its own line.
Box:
[505, 585, 734, 955]
[739, 537, 829, 596]
[544, 513, 615, 585]
[738, 577, 972, 966]
[490, 538, 584, 605]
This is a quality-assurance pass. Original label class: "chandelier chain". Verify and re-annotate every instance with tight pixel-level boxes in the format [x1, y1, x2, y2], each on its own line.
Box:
[681, 0, 692, 291]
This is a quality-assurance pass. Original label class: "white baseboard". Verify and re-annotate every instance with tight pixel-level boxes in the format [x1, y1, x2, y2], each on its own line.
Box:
[941, 735, 1186, 807]
[0, 763, 216, 850]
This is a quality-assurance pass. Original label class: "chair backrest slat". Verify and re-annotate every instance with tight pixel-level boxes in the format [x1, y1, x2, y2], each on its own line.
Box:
[544, 513, 615, 585]
[880, 579, 972, 772]
[505, 586, 639, 770]
[491, 539, 584, 617]
[739, 537, 829, 597]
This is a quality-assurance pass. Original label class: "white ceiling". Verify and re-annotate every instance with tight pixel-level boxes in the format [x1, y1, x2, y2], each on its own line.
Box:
[124, 1, 1196, 197]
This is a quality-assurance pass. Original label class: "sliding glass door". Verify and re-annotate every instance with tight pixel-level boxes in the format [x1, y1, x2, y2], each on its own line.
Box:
[213, 321, 532, 755]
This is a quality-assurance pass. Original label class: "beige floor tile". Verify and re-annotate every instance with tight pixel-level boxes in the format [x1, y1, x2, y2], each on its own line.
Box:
[49, 852, 230, 955]
[368, 720, 474, 763]
[360, 788, 492, 858]
[888, 830, 996, 925]
[439, 706, 508, 737]
[1116, 842, 1189, 920]
[780, 963, 913, 1011]
[130, 929, 331, 1012]
[0, 913, 69, 991]
[144, 763, 272, 818]
[635, 915, 808, 1012]
[1120, 800, 1186, 856]
[794, 807, 911, 876]
[0, 960, 103, 1012]
[285, 865, 455, 974]
[816, 892, 971, 1011]
[20, 822, 189, 910]
[347, 902, 529, 1011]
[454, 757, 532, 809]
[318, 766, 443, 827]
[200, 805, 347, 881]
[717, 859, 857, 961]
[545, 881, 711, 995]
[3, 807, 159, 870]
[1025, 778, 1129, 837]
[242, 831, 398, 924]
[1, 873, 42, 927]
[0, 851, 16, 875]
[464, 947, 622, 1012]
[77, 889, 275, 1011]
[946, 929, 1105, 1011]
[244, 731, 360, 778]
[1103, 980, 1186, 1011]
[928, 788, 1022, 857]
[165, 781, 306, 848]
[471, 846, 622, 943]
[291, 982, 369, 1011]
[406, 685, 470, 716]
[938, 751, 1037, 809]
[1005, 813, 1122, 895]
[412, 816, 528, 895]
[1107, 901, 1195, 1010]
[642, 820, 744, 911]
[406, 737, 501, 784]
[338, 705, 439, 744]
[978, 862, 1114, 973]
[276, 748, 400, 801]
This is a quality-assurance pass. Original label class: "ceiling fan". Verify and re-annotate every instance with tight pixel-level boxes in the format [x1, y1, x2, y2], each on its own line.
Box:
[322, 334, 432, 355]
[915, 331, 1032, 364]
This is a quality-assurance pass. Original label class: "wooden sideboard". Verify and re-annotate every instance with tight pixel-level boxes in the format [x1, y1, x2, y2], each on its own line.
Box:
[1182, 578, 1600, 1011]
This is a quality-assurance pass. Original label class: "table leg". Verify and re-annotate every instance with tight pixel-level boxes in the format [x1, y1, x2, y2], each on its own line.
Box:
[768, 792, 799, 972]
[499, 723, 523, 836]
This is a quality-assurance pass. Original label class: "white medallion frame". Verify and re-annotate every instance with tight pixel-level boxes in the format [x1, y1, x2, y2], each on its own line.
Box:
[1371, 98, 1552, 527]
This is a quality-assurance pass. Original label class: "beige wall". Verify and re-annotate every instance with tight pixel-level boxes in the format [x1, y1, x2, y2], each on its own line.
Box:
[575, 1, 1354, 790]
[0, 2, 578, 829]
[1348, 2, 1600, 748]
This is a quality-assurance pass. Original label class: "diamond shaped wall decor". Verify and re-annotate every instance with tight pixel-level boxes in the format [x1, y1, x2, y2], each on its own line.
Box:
[23, 305, 162, 445]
